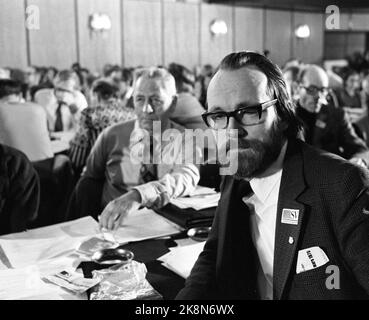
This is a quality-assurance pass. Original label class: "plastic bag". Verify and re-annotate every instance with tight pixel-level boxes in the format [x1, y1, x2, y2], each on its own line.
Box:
[90, 260, 162, 300]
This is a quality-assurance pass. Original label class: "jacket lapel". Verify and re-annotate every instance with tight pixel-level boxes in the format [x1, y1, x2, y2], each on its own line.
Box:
[273, 139, 308, 300]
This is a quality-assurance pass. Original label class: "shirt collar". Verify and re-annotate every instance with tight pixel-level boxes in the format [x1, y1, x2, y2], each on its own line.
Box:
[249, 141, 287, 204]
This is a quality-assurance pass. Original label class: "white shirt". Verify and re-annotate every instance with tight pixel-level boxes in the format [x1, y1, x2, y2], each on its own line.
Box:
[83, 120, 201, 208]
[34, 88, 87, 132]
[243, 142, 287, 300]
[0, 101, 53, 162]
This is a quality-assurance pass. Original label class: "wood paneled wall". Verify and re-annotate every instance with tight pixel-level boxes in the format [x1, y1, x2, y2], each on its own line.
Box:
[77, 0, 122, 73]
[234, 7, 264, 54]
[123, 0, 162, 68]
[163, 1, 200, 68]
[200, 3, 233, 66]
[0, 0, 332, 72]
[0, 0, 28, 68]
[27, 0, 78, 69]
[292, 12, 324, 64]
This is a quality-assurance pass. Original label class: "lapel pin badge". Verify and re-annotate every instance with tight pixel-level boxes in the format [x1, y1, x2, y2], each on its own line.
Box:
[281, 208, 299, 225]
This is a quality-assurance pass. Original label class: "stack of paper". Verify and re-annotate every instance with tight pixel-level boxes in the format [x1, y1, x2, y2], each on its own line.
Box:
[0, 256, 86, 300]
[171, 193, 220, 211]
[157, 241, 206, 279]
[113, 208, 183, 244]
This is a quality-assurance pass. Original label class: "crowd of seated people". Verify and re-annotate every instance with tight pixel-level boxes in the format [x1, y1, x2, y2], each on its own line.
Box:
[2, 49, 369, 235]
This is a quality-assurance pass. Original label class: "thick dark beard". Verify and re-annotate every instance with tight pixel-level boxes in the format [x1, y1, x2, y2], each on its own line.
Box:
[224, 121, 285, 180]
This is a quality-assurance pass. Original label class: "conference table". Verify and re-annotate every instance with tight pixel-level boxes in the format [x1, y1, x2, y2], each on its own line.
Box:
[0, 211, 212, 300]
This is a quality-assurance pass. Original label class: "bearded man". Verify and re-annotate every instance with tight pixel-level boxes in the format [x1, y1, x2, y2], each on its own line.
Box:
[176, 51, 369, 300]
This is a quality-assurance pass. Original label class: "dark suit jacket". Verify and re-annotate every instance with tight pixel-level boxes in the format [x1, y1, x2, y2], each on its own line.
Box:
[176, 139, 369, 300]
[0, 144, 40, 235]
[296, 103, 369, 164]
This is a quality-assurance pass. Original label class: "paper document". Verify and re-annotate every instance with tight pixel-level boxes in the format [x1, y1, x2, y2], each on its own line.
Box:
[113, 208, 183, 244]
[171, 193, 220, 211]
[158, 241, 206, 279]
[51, 139, 70, 154]
[0, 216, 99, 240]
[0, 257, 86, 300]
[0, 236, 86, 269]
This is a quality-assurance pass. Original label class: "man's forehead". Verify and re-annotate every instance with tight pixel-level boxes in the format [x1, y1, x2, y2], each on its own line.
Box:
[208, 67, 270, 105]
[135, 77, 169, 94]
[302, 68, 328, 87]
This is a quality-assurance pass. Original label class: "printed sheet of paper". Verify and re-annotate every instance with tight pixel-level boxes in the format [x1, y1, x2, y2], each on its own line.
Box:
[0, 256, 86, 300]
[157, 241, 206, 279]
[0, 216, 99, 240]
[0, 236, 87, 269]
[113, 208, 182, 244]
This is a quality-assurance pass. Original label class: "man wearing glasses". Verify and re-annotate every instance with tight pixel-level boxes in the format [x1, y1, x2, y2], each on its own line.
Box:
[294, 64, 369, 167]
[176, 51, 369, 300]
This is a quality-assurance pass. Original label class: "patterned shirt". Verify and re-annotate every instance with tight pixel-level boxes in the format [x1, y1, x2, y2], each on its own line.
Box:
[69, 102, 136, 172]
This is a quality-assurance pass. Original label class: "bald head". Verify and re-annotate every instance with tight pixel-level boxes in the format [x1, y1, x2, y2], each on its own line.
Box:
[297, 65, 329, 113]
[299, 65, 329, 88]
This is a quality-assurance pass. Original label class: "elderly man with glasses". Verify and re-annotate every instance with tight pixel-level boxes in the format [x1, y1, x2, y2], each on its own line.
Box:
[177, 51, 369, 300]
[294, 64, 369, 167]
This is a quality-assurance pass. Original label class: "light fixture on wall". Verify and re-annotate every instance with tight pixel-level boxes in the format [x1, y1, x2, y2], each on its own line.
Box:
[295, 24, 310, 39]
[89, 13, 112, 32]
[210, 19, 228, 37]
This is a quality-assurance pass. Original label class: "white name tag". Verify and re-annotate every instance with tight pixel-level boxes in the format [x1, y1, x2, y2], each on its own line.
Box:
[281, 208, 299, 225]
[296, 246, 329, 274]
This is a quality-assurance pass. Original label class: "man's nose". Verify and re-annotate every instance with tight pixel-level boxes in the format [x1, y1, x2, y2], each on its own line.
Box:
[228, 117, 247, 138]
[318, 91, 328, 105]
[142, 102, 154, 114]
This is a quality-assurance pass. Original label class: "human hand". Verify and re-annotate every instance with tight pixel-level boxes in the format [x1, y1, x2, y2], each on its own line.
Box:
[99, 190, 142, 230]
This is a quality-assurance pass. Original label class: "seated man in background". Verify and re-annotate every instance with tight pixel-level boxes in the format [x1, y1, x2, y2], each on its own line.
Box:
[0, 143, 39, 235]
[69, 80, 136, 176]
[0, 79, 54, 162]
[68, 67, 200, 228]
[0, 79, 75, 227]
[34, 70, 87, 135]
[294, 65, 369, 166]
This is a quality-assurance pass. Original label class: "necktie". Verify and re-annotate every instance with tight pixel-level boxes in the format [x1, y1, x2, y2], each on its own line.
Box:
[236, 179, 253, 199]
[138, 139, 158, 184]
[54, 102, 64, 132]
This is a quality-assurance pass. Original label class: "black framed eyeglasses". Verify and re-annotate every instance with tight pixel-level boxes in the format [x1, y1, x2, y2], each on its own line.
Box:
[202, 99, 278, 129]
[301, 85, 329, 97]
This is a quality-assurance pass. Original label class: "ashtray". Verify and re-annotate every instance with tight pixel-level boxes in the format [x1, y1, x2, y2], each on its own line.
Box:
[91, 248, 134, 266]
[187, 227, 211, 242]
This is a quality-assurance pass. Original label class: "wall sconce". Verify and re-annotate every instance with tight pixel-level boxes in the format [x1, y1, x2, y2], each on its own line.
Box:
[295, 24, 310, 39]
[210, 19, 228, 37]
[89, 13, 112, 32]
